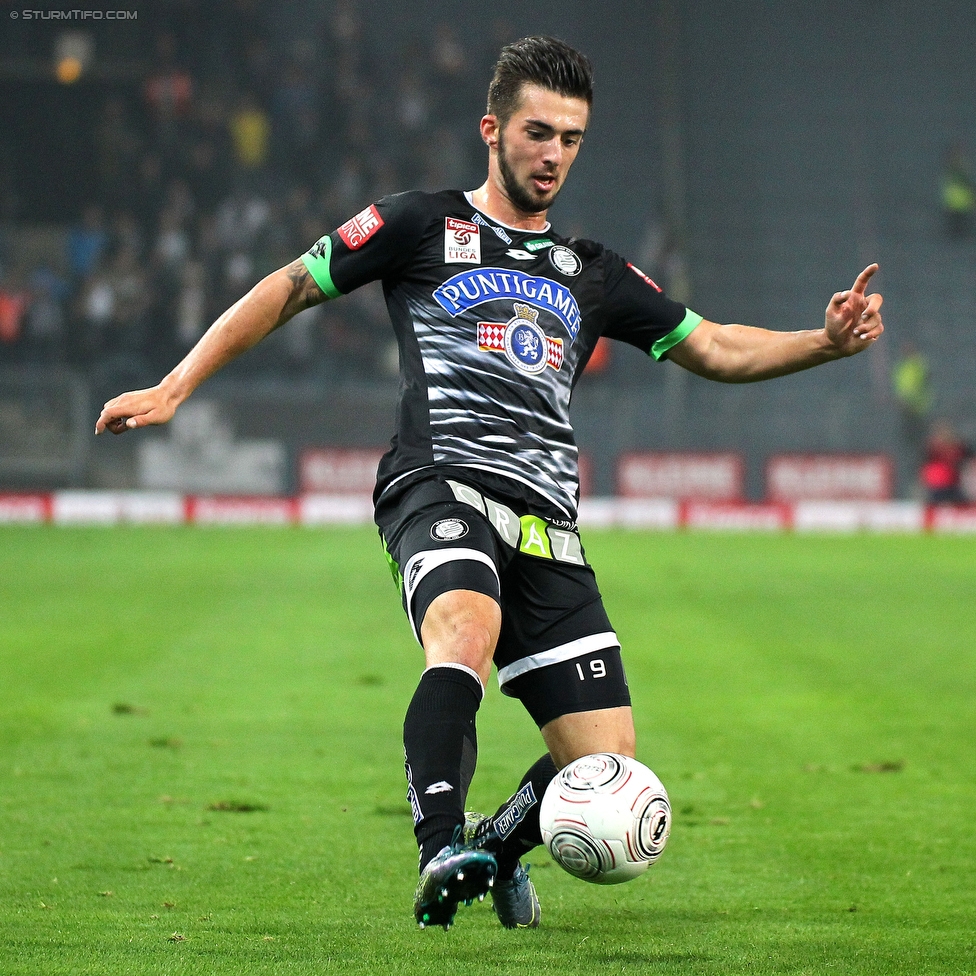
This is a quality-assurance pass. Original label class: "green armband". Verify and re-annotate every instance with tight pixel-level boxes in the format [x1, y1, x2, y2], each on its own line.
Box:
[651, 308, 703, 360]
[301, 237, 343, 299]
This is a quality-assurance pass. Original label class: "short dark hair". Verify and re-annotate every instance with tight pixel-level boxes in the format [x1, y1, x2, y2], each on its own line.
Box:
[487, 36, 593, 125]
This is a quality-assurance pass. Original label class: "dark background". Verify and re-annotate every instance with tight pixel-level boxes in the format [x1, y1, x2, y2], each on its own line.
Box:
[1, 0, 974, 496]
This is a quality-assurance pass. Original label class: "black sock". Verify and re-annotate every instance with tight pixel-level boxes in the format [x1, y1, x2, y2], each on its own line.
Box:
[403, 665, 483, 871]
[490, 753, 559, 878]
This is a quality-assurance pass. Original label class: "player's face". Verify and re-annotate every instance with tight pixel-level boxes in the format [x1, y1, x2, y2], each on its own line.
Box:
[492, 83, 589, 216]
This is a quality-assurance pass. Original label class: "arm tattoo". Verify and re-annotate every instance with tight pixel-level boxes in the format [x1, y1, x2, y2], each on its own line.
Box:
[286, 260, 326, 310]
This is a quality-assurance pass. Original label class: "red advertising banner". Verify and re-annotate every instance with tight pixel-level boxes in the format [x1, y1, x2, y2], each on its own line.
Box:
[617, 452, 744, 500]
[9, 491, 976, 533]
[766, 454, 893, 501]
[0, 493, 50, 523]
[300, 448, 591, 497]
[299, 448, 385, 495]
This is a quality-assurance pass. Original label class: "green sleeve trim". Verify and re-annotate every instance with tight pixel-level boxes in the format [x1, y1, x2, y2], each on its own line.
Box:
[651, 308, 703, 361]
[301, 237, 342, 299]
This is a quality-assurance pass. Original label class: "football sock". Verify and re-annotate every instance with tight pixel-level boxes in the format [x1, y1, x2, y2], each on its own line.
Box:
[403, 664, 483, 872]
[491, 753, 559, 878]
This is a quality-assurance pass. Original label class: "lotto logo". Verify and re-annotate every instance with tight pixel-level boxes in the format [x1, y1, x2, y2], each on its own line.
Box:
[338, 205, 384, 249]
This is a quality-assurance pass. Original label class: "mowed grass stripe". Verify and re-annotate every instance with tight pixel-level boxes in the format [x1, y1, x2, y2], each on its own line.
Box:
[1, 527, 974, 975]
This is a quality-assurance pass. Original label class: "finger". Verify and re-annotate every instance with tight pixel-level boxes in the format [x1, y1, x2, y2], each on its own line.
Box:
[96, 389, 156, 433]
[96, 403, 141, 435]
[852, 294, 884, 333]
[861, 293, 883, 317]
[96, 407, 122, 435]
[97, 416, 127, 435]
[96, 396, 126, 434]
[850, 263, 879, 296]
[112, 416, 142, 435]
[854, 316, 884, 341]
[856, 322, 884, 341]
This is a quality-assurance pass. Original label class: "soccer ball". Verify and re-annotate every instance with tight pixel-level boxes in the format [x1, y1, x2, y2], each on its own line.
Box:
[539, 753, 672, 885]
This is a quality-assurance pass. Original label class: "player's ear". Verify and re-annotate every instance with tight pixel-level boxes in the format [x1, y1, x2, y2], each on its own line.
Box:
[480, 114, 500, 148]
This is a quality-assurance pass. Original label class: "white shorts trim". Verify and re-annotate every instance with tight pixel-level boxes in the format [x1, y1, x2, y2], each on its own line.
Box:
[496, 631, 620, 687]
[403, 547, 499, 644]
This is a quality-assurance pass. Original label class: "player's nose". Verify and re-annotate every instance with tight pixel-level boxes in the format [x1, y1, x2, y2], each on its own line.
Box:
[541, 138, 564, 167]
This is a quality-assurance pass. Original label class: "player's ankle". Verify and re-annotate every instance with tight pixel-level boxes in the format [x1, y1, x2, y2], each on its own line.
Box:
[494, 854, 520, 881]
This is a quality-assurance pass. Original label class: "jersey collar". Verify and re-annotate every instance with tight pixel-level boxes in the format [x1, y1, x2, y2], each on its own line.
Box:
[463, 190, 552, 235]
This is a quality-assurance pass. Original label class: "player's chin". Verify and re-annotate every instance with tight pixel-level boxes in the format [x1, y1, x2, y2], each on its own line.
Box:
[533, 185, 560, 208]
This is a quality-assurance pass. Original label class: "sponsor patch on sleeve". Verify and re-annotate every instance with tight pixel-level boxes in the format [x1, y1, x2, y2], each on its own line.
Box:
[337, 204, 384, 250]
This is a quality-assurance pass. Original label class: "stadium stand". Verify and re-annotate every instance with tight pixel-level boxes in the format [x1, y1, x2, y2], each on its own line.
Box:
[1, 0, 974, 498]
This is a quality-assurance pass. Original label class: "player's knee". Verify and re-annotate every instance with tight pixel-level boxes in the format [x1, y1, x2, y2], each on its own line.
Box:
[542, 705, 636, 769]
[420, 589, 500, 680]
[616, 723, 637, 759]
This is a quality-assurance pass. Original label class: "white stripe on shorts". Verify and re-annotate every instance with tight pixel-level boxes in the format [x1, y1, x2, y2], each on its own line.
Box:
[495, 631, 620, 687]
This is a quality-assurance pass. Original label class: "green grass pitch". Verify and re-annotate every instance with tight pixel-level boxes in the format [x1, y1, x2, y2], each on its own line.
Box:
[1, 525, 974, 974]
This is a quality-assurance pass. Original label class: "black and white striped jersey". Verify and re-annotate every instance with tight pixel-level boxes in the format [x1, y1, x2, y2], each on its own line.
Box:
[302, 189, 702, 520]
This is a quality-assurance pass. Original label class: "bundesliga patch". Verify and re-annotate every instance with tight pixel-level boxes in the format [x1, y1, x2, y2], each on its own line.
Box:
[337, 205, 383, 250]
[444, 217, 481, 264]
[478, 303, 563, 374]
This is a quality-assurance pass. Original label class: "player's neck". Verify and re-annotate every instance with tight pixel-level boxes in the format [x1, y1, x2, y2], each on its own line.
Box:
[469, 181, 549, 232]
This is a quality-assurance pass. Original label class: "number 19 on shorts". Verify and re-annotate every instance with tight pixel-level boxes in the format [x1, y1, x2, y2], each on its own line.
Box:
[576, 659, 607, 681]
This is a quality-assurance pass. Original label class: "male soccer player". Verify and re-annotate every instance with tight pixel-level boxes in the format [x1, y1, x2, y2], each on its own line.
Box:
[96, 36, 884, 930]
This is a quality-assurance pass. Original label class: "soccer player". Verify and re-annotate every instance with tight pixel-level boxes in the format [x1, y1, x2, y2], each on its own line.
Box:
[96, 36, 884, 930]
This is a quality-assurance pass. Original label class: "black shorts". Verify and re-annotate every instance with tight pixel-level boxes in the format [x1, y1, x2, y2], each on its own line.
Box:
[376, 472, 631, 728]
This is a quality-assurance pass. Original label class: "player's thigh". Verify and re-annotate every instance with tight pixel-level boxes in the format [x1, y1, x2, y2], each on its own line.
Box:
[494, 558, 632, 734]
[380, 495, 504, 646]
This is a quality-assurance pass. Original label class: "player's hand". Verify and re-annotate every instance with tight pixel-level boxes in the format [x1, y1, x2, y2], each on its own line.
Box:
[824, 264, 884, 356]
[94, 386, 178, 435]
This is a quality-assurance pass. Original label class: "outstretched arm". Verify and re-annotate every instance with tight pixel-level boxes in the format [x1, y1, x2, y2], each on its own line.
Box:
[667, 264, 884, 382]
[95, 259, 325, 435]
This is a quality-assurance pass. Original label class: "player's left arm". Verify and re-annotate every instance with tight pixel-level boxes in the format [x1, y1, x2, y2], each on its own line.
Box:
[667, 264, 884, 382]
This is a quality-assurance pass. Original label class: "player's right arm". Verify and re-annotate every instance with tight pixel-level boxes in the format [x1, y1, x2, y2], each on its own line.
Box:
[95, 259, 325, 435]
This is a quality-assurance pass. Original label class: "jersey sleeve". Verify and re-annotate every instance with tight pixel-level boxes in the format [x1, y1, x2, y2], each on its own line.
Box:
[599, 249, 703, 360]
[300, 191, 430, 298]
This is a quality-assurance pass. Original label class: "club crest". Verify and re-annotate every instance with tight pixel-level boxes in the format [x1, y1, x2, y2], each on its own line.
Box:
[504, 304, 549, 375]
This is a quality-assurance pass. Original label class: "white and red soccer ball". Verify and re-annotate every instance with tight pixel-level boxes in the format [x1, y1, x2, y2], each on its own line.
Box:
[540, 753, 672, 884]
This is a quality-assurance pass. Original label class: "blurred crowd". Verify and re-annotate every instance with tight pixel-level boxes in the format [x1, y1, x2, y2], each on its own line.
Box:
[0, 1, 515, 382]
